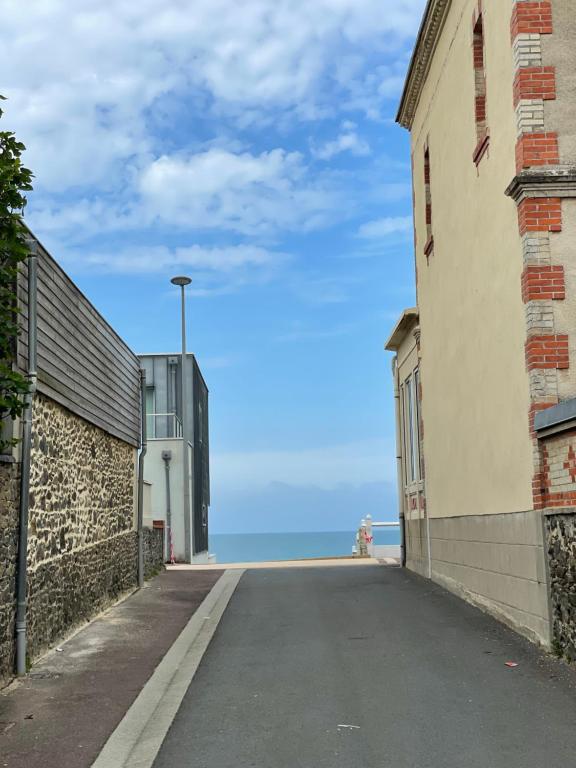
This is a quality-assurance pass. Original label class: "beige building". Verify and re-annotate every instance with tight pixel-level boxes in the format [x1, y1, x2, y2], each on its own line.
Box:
[387, 0, 576, 649]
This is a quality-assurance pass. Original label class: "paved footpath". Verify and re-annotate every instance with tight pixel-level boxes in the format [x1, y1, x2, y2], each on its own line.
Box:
[0, 570, 222, 768]
[152, 565, 576, 768]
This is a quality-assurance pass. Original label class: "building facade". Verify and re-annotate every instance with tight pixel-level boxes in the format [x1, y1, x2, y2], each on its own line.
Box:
[0, 231, 163, 685]
[388, 0, 576, 648]
[139, 353, 210, 563]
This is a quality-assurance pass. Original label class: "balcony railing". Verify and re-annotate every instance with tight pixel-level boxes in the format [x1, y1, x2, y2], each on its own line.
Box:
[147, 412, 183, 439]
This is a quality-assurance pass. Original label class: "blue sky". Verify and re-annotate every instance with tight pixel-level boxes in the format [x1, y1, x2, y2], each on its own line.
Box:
[2, 0, 426, 533]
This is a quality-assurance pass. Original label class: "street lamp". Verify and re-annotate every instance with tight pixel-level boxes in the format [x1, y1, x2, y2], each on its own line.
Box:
[171, 275, 193, 562]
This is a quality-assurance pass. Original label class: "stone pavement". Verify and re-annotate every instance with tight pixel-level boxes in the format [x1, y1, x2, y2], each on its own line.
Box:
[0, 569, 222, 768]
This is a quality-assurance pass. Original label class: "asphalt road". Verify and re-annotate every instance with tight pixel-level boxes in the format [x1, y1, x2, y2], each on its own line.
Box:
[153, 566, 576, 768]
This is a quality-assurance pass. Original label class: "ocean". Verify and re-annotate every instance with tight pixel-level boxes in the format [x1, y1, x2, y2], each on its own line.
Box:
[209, 529, 401, 564]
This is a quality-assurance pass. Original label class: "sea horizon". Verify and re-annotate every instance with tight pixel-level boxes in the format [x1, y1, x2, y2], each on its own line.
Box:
[209, 529, 400, 564]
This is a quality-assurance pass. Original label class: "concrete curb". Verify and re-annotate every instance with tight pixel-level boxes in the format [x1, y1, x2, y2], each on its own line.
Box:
[91, 569, 245, 768]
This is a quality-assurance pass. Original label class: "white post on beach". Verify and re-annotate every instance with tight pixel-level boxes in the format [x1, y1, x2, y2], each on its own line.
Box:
[365, 514, 373, 557]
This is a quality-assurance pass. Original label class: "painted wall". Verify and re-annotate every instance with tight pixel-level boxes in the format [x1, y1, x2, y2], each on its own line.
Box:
[145, 439, 189, 562]
[543, 1, 576, 163]
[410, 0, 534, 520]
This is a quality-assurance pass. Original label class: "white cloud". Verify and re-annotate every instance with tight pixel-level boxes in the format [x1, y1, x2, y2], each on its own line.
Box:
[357, 216, 412, 239]
[139, 148, 335, 234]
[2, 0, 425, 282]
[312, 123, 371, 161]
[79, 243, 284, 274]
[0, 0, 425, 192]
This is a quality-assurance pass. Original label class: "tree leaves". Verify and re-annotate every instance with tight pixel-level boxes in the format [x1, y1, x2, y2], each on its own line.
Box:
[0, 95, 33, 452]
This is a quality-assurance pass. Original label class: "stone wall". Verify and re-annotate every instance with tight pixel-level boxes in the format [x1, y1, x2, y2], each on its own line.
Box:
[546, 513, 576, 660]
[0, 460, 20, 685]
[0, 395, 169, 684]
[25, 393, 138, 663]
[536, 423, 576, 660]
[143, 526, 164, 579]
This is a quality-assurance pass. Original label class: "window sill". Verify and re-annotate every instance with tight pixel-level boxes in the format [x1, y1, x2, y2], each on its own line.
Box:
[424, 236, 434, 259]
[473, 133, 490, 166]
[404, 480, 425, 494]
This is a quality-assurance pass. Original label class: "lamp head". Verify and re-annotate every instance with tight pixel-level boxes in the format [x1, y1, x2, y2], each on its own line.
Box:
[170, 276, 192, 287]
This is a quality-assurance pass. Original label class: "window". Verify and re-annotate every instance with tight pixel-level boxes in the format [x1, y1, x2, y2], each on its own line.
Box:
[472, 9, 490, 164]
[414, 369, 422, 480]
[146, 386, 155, 438]
[424, 144, 433, 258]
[400, 383, 408, 485]
[403, 372, 421, 485]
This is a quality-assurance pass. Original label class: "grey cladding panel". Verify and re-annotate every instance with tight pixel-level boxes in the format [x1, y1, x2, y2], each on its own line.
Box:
[17, 242, 141, 446]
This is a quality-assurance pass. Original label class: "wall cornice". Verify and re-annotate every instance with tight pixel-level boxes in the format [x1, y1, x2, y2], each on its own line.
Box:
[505, 167, 576, 202]
[396, 0, 453, 131]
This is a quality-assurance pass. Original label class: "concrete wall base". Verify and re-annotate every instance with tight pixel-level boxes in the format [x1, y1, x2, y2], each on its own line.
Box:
[406, 509, 552, 647]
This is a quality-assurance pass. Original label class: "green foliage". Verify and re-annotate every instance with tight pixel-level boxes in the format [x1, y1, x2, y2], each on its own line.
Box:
[0, 95, 34, 451]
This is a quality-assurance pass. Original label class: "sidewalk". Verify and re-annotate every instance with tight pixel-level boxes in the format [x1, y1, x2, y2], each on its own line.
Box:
[0, 569, 222, 768]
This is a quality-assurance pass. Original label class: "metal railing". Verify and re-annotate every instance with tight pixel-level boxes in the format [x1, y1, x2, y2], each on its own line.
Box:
[147, 412, 183, 440]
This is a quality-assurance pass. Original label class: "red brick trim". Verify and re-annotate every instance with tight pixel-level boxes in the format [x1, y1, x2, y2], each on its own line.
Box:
[513, 66, 556, 106]
[473, 33, 484, 70]
[526, 334, 569, 371]
[511, 1, 553, 40]
[522, 265, 565, 302]
[518, 197, 562, 234]
[515, 132, 559, 172]
[529, 402, 557, 436]
[534, 429, 576, 509]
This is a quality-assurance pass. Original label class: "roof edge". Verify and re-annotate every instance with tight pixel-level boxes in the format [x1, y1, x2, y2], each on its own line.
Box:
[384, 308, 419, 352]
[396, 0, 452, 130]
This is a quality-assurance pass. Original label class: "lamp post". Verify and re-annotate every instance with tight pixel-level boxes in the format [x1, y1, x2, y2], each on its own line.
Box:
[171, 276, 193, 563]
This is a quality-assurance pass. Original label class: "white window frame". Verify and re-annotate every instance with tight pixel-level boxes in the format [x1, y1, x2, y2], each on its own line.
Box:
[403, 371, 421, 486]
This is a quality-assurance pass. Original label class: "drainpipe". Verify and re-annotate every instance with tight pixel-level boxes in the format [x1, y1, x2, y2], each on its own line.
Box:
[137, 368, 147, 588]
[15, 246, 38, 676]
[392, 357, 406, 568]
[162, 450, 174, 564]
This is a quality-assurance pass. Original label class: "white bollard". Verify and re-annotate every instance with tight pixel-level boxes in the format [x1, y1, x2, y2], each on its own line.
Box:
[365, 514, 374, 557]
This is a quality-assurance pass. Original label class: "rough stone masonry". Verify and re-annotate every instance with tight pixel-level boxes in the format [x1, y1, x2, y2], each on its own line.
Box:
[0, 393, 164, 685]
[0, 460, 20, 683]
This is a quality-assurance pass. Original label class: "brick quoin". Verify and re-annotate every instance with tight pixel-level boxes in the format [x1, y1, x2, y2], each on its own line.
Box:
[473, 34, 484, 69]
[525, 334, 569, 371]
[475, 95, 486, 124]
[521, 265, 565, 302]
[518, 198, 562, 234]
[515, 132, 559, 172]
[533, 437, 551, 509]
[511, 1, 553, 40]
[513, 67, 556, 106]
[529, 402, 558, 436]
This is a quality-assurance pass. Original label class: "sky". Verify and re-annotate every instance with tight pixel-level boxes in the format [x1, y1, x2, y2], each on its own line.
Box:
[1, 0, 426, 534]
